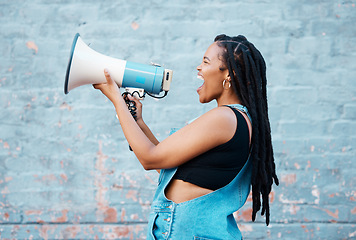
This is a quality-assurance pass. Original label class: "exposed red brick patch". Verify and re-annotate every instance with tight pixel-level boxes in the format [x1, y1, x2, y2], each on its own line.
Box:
[39, 225, 49, 240]
[54, 209, 68, 223]
[351, 207, 356, 214]
[5, 176, 12, 182]
[322, 208, 339, 219]
[113, 226, 130, 238]
[301, 225, 309, 232]
[246, 192, 252, 202]
[104, 207, 117, 223]
[294, 163, 300, 169]
[126, 190, 138, 202]
[235, 208, 252, 221]
[131, 22, 139, 30]
[270, 191, 275, 203]
[121, 208, 126, 222]
[60, 174, 68, 182]
[25, 210, 43, 215]
[64, 226, 81, 238]
[26, 41, 38, 54]
[281, 173, 296, 186]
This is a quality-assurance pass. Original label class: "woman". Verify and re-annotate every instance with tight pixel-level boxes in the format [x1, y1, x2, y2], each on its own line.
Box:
[94, 34, 279, 239]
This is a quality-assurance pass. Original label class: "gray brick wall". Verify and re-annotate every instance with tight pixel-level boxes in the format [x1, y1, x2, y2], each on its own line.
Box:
[1, 0, 355, 239]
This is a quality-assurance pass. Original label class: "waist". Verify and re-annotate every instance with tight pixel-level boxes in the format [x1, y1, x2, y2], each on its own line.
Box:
[165, 179, 214, 204]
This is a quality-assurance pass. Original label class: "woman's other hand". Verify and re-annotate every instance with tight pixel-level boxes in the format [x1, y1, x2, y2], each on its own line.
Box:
[127, 94, 143, 122]
[127, 92, 160, 146]
[93, 69, 121, 104]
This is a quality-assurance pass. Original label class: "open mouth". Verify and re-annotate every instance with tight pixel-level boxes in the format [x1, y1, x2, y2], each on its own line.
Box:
[197, 75, 204, 92]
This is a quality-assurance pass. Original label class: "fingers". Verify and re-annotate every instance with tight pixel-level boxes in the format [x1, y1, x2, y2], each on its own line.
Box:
[92, 69, 114, 90]
[127, 94, 142, 105]
[104, 69, 114, 84]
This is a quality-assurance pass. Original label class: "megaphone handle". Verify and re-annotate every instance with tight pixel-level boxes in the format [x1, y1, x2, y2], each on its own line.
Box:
[122, 92, 138, 120]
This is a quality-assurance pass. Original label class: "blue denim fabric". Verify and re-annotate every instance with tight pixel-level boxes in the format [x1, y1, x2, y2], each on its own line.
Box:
[147, 104, 252, 240]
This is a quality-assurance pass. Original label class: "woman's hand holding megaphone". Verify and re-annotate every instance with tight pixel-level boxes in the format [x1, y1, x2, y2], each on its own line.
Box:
[93, 69, 143, 121]
[93, 69, 122, 105]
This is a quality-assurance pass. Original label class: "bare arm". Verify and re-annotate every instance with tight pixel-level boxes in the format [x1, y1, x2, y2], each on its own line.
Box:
[137, 119, 160, 145]
[94, 70, 237, 170]
[127, 95, 160, 146]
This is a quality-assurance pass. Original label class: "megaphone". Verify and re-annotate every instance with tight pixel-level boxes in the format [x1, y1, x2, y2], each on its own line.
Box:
[64, 33, 173, 96]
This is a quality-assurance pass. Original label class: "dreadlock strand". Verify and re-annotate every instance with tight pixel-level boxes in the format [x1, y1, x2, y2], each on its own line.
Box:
[247, 60, 268, 187]
[247, 54, 272, 199]
[245, 45, 271, 224]
[226, 44, 245, 103]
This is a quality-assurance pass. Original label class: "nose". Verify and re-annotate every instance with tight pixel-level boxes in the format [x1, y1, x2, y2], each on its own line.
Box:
[197, 63, 202, 71]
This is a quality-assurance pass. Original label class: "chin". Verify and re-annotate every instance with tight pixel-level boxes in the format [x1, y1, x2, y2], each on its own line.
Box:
[198, 96, 212, 104]
[198, 95, 205, 103]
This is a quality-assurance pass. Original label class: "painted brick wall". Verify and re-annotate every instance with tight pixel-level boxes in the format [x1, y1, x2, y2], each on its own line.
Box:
[1, 0, 355, 239]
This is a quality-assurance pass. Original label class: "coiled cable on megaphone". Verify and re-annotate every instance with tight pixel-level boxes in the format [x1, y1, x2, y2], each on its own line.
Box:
[121, 89, 145, 120]
[122, 92, 138, 120]
[146, 91, 168, 99]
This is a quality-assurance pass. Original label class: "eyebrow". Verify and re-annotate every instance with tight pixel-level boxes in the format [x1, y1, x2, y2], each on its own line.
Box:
[204, 56, 211, 61]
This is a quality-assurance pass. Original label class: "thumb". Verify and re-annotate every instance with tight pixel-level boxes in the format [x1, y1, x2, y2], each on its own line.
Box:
[104, 69, 114, 84]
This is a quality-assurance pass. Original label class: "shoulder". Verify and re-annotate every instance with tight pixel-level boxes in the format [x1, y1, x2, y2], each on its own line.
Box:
[200, 106, 237, 124]
[190, 106, 237, 138]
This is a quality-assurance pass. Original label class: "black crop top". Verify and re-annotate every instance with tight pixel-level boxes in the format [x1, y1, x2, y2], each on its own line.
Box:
[172, 106, 250, 190]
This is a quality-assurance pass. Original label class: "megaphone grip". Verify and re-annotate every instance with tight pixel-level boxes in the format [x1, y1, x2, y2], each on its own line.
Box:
[122, 92, 138, 120]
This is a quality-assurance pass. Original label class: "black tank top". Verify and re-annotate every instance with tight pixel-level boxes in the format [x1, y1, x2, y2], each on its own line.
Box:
[172, 106, 250, 190]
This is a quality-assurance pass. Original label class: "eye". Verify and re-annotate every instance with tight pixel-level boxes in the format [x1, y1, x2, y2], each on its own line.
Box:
[202, 56, 210, 64]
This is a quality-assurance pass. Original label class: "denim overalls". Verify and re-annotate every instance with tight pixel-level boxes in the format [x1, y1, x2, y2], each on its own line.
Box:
[147, 104, 252, 240]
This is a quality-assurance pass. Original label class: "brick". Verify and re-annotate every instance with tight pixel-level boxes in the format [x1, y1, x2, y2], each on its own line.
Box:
[342, 104, 356, 119]
[269, 86, 318, 106]
[330, 120, 356, 136]
[277, 121, 329, 137]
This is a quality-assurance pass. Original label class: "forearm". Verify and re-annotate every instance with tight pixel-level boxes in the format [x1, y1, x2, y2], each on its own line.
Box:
[136, 119, 161, 173]
[112, 95, 158, 169]
[137, 119, 160, 145]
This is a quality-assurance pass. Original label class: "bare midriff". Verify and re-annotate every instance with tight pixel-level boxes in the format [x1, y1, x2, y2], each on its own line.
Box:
[165, 179, 214, 204]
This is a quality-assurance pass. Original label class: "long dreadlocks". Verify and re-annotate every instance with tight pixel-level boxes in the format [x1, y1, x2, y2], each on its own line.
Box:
[214, 34, 279, 225]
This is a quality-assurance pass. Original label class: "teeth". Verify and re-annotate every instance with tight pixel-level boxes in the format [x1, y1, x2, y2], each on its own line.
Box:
[197, 75, 204, 80]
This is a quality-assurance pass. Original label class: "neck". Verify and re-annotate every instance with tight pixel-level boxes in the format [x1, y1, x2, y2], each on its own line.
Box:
[216, 89, 241, 107]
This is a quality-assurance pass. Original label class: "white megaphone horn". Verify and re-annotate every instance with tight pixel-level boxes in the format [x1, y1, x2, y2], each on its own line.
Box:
[64, 33, 173, 97]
